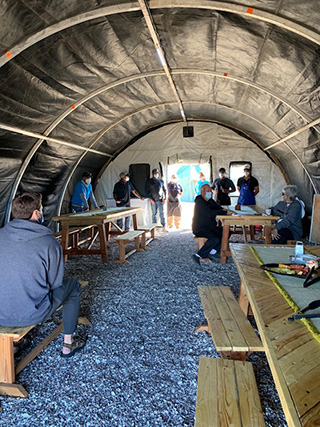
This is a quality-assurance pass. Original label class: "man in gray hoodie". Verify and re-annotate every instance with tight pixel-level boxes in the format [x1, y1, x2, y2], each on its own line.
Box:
[0, 192, 85, 358]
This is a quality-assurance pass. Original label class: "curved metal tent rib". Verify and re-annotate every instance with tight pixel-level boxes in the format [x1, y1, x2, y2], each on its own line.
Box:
[0, 0, 319, 225]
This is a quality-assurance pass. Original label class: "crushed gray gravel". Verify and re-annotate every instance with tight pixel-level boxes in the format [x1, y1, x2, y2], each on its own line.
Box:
[0, 230, 287, 426]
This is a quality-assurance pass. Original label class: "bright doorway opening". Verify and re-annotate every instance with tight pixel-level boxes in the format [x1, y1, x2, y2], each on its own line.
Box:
[166, 163, 210, 230]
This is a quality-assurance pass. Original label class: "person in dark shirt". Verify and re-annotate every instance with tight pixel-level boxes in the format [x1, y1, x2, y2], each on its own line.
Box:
[167, 174, 183, 228]
[192, 184, 229, 265]
[236, 164, 259, 205]
[0, 192, 85, 358]
[212, 167, 236, 206]
[145, 168, 167, 232]
[113, 172, 143, 231]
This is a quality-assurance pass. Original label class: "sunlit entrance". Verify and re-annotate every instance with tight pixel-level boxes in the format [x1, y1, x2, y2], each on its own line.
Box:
[166, 163, 210, 230]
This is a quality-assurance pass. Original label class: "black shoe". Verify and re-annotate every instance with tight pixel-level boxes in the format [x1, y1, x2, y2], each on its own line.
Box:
[207, 253, 221, 262]
[192, 254, 202, 266]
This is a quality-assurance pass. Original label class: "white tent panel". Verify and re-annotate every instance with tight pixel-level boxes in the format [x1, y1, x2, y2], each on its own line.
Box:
[95, 122, 287, 211]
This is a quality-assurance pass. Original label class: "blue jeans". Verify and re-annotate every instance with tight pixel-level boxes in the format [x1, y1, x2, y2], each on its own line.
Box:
[44, 278, 82, 335]
[116, 202, 130, 231]
[151, 201, 166, 227]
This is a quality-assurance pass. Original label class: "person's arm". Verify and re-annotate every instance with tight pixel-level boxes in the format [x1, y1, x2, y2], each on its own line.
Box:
[227, 179, 236, 194]
[253, 186, 259, 196]
[80, 193, 89, 210]
[162, 181, 167, 200]
[145, 180, 155, 204]
[89, 192, 99, 209]
[132, 189, 143, 200]
[275, 202, 301, 231]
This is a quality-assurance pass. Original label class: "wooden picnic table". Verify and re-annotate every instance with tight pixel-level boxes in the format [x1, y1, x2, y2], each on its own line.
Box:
[53, 207, 141, 262]
[230, 243, 320, 426]
[217, 205, 279, 264]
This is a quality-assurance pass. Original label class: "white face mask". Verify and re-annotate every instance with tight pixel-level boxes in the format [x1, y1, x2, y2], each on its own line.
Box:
[125, 176, 130, 182]
[244, 171, 250, 177]
[205, 192, 212, 199]
[85, 178, 91, 185]
[154, 173, 159, 179]
[172, 179, 177, 183]
[219, 173, 226, 178]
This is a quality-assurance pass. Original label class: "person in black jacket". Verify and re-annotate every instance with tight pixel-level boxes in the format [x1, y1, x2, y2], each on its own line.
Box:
[145, 168, 167, 232]
[192, 184, 229, 265]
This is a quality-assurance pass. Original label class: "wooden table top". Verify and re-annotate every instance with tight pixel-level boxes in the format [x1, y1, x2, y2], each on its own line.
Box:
[230, 243, 320, 426]
[53, 207, 141, 225]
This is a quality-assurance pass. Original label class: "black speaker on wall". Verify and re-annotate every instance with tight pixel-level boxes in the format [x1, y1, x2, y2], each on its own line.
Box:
[183, 126, 194, 137]
[129, 163, 150, 198]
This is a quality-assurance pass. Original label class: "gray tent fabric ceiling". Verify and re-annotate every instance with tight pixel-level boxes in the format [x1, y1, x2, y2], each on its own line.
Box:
[0, 0, 319, 227]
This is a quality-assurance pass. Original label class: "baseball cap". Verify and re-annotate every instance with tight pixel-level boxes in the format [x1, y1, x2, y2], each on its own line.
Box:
[82, 172, 92, 178]
[243, 164, 251, 170]
[152, 168, 159, 174]
[119, 172, 126, 178]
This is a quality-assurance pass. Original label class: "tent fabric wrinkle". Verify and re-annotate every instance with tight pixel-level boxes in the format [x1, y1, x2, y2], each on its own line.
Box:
[0, 1, 318, 227]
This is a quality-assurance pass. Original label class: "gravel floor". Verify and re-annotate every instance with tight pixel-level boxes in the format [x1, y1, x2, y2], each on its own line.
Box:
[0, 229, 287, 426]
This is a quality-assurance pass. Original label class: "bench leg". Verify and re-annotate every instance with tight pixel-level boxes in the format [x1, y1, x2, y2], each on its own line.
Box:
[238, 281, 252, 316]
[98, 224, 109, 263]
[242, 226, 248, 244]
[141, 232, 149, 250]
[135, 236, 143, 252]
[220, 225, 230, 264]
[0, 335, 28, 397]
[114, 241, 130, 264]
[220, 351, 247, 362]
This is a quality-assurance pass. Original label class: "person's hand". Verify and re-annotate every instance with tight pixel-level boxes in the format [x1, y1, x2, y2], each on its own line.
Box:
[272, 229, 280, 240]
[162, 199, 166, 205]
[116, 200, 121, 204]
[222, 189, 228, 193]
[141, 198, 145, 201]
[150, 199, 155, 205]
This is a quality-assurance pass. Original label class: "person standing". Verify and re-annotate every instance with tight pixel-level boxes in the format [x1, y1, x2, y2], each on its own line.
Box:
[212, 167, 236, 206]
[167, 174, 183, 229]
[145, 168, 167, 232]
[71, 172, 99, 212]
[236, 164, 259, 206]
[113, 172, 143, 231]
[194, 172, 210, 196]
[192, 184, 228, 265]
[0, 192, 86, 358]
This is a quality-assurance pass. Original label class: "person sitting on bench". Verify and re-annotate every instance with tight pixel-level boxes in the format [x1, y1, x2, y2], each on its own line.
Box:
[0, 192, 86, 358]
[192, 184, 229, 265]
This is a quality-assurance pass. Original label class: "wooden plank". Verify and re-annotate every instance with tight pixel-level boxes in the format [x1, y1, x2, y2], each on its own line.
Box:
[0, 383, 28, 398]
[15, 323, 63, 375]
[219, 287, 263, 352]
[0, 335, 14, 383]
[301, 402, 320, 426]
[235, 360, 265, 426]
[289, 365, 320, 418]
[217, 359, 241, 427]
[194, 357, 218, 426]
[0, 325, 34, 338]
[114, 230, 144, 240]
[309, 194, 320, 243]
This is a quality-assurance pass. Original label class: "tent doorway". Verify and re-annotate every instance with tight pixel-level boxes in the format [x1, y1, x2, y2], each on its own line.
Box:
[166, 163, 210, 230]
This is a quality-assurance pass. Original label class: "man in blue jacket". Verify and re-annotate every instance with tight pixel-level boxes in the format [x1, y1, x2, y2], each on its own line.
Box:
[71, 172, 99, 212]
[0, 192, 85, 358]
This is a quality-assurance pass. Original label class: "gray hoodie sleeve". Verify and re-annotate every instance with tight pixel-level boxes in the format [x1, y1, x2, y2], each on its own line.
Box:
[275, 201, 301, 231]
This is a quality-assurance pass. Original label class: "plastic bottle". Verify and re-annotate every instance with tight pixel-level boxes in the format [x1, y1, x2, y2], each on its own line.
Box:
[295, 241, 304, 256]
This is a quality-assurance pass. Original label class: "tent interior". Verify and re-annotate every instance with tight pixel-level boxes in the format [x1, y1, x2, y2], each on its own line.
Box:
[0, 0, 319, 230]
[0, 0, 320, 425]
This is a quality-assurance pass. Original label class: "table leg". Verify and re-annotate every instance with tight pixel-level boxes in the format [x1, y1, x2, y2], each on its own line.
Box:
[61, 224, 69, 262]
[98, 224, 109, 263]
[264, 225, 272, 244]
[238, 281, 250, 316]
[220, 225, 230, 264]
[105, 222, 111, 241]
[132, 214, 138, 230]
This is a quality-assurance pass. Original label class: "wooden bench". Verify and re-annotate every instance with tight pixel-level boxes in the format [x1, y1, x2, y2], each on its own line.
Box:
[0, 281, 90, 398]
[114, 230, 146, 264]
[137, 223, 157, 246]
[197, 286, 264, 361]
[195, 357, 265, 426]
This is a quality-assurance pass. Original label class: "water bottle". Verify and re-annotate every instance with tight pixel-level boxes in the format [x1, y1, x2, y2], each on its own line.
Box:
[295, 241, 304, 256]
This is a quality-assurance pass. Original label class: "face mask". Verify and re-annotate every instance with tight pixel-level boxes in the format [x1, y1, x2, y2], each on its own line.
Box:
[172, 179, 177, 183]
[36, 210, 44, 224]
[125, 176, 130, 182]
[85, 178, 91, 185]
[205, 192, 212, 199]
[219, 173, 226, 178]
[154, 174, 159, 179]
[244, 171, 250, 177]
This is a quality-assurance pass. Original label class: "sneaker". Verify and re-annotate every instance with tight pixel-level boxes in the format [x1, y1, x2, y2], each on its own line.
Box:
[192, 254, 202, 266]
[207, 253, 221, 262]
